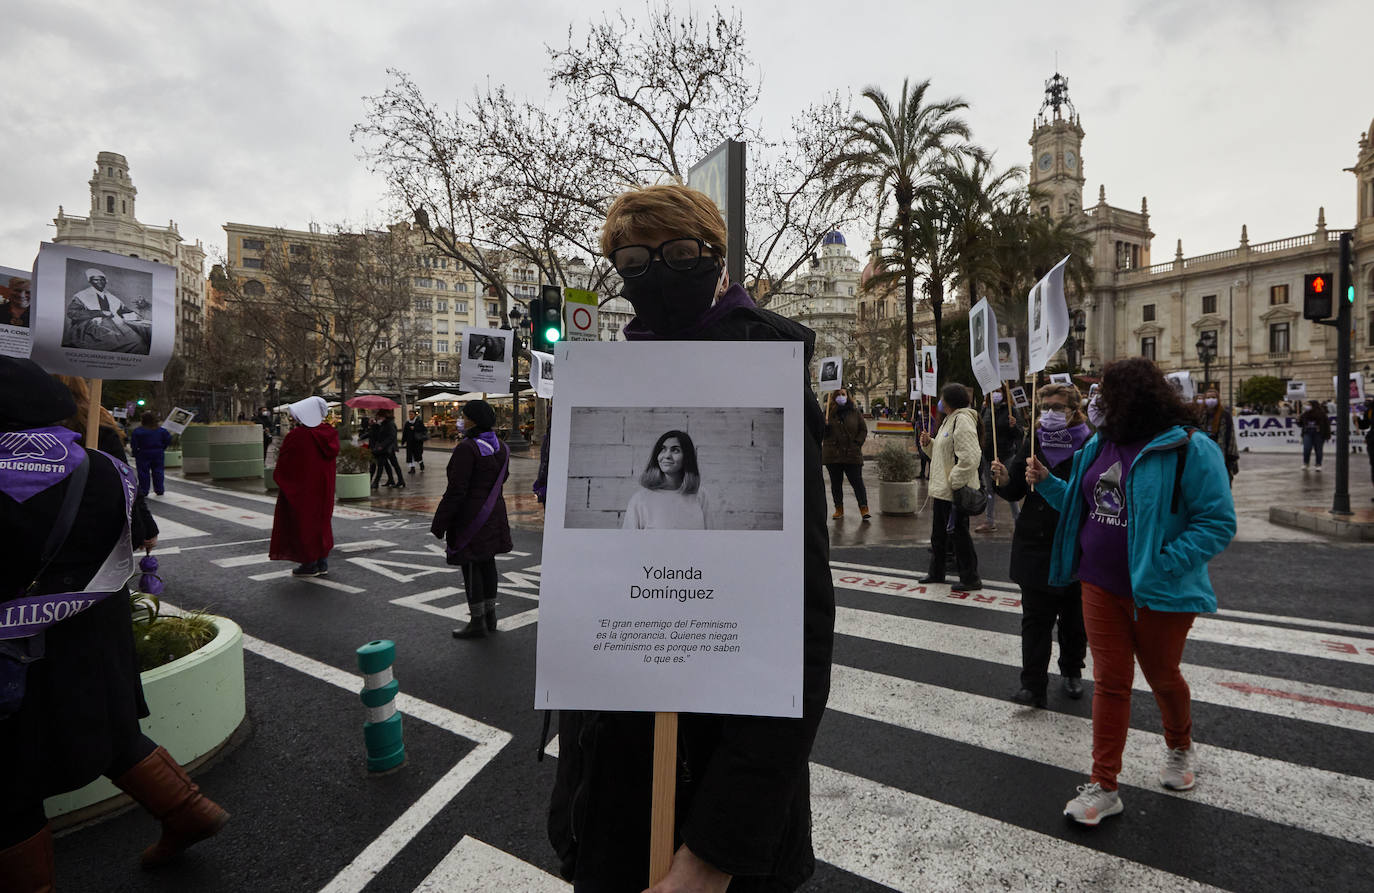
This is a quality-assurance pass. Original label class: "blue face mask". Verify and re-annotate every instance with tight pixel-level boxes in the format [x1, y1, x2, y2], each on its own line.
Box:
[937, 399, 946, 413]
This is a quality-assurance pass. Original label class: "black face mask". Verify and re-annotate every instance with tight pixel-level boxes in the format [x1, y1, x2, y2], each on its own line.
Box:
[621, 259, 722, 337]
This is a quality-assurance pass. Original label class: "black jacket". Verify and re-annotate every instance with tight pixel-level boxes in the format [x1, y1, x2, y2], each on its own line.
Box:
[981, 402, 1023, 465]
[548, 304, 835, 891]
[402, 417, 429, 445]
[370, 418, 398, 454]
[992, 431, 1075, 589]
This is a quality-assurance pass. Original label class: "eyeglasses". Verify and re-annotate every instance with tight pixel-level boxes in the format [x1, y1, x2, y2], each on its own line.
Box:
[1043, 403, 1070, 412]
[608, 238, 718, 279]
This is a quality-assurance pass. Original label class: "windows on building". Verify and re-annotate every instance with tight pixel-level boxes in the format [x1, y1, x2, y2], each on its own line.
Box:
[243, 257, 264, 270]
[436, 340, 449, 353]
[487, 302, 500, 316]
[106, 196, 115, 213]
[1140, 336, 1156, 360]
[437, 361, 449, 375]
[435, 320, 448, 334]
[1142, 304, 1156, 322]
[413, 298, 432, 312]
[1115, 241, 1140, 271]
[1368, 309, 1374, 347]
[289, 244, 309, 256]
[1270, 284, 1289, 305]
[244, 280, 265, 297]
[242, 238, 265, 251]
[437, 299, 448, 313]
[1268, 322, 1290, 355]
[455, 282, 468, 292]
[1202, 294, 1217, 314]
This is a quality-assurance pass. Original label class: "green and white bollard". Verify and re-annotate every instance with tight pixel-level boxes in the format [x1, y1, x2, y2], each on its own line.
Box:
[357, 639, 405, 772]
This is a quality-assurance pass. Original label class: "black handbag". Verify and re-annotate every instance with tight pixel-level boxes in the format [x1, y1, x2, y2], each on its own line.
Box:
[953, 483, 988, 515]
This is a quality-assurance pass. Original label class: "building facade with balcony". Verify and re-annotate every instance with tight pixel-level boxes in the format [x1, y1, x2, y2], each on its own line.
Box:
[1030, 75, 1372, 401]
[53, 151, 207, 360]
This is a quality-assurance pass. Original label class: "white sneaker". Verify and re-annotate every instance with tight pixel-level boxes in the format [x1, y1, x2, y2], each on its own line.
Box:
[1159, 745, 1196, 790]
[1063, 782, 1123, 826]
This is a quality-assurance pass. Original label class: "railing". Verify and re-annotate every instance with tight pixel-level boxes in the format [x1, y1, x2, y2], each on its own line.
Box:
[1250, 234, 1315, 254]
[1183, 248, 1239, 268]
[1147, 260, 1176, 274]
[1267, 350, 1291, 361]
[1135, 228, 1353, 276]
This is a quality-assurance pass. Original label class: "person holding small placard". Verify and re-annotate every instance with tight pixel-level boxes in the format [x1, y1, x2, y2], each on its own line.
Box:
[822, 389, 869, 521]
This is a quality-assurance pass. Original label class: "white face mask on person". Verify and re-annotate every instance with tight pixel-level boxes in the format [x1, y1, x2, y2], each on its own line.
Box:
[1039, 409, 1068, 431]
[835, 395, 847, 406]
[991, 391, 1003, 404]
[1087, 396, 1106, 428]
[1204, 397, 1218, 408]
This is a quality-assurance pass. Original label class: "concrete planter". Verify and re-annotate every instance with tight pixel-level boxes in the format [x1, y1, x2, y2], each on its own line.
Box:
[45, 616, 246, 818]
[878, 479, 920, 516]
[208, 424, 263, 480]
[163, 449, 183, 468]
[180, 424, 209, 474]
[336, 471, 372, 501]
[265, 467, 279, 492]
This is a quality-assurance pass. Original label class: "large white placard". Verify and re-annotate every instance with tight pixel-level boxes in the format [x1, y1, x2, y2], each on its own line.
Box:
[531, 350, 555, 398]
[968, 299, 1000, 395]
[1333, 373, 1366, 402]
[920, 346, 938, 396]
[1025, 256, 1070, 373]
[817, 355, 842, 393]
[458, 327, 514, 393]
[0, 263, 34, 358]
[1285, 380, 1307, 400]
[909, 376, 921, 400]
[536, 341, 803, 717]
[1235, 413, 1339, 453]
[997, 337, 1018, 382]
[29, 243, 175, 379]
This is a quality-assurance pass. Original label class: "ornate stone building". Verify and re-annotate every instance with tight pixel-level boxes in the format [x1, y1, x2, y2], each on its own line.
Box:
[1032, 74, 1371, 401]
[53, 151, 207, 358]
[766, 231, 861, 361]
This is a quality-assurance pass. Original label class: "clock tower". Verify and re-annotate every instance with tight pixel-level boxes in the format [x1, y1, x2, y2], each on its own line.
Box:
[1028, 72, 1086, 220]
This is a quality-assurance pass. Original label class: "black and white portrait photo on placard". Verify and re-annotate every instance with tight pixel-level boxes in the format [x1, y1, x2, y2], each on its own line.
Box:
[1010, 385, 1030, 409]
[817, 355, 842, 393]
[30, 242, 175, 379]
[564, 406, 784, 531]
[467, 334, 505, 362]
[530, 349, 555, 399]
[61, 260, 153, 355]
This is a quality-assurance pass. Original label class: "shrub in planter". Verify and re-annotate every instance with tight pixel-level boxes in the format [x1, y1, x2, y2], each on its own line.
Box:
[130, 591, 217, 672]
[336, 442, 373, 500]
[875, 441, 921, 515]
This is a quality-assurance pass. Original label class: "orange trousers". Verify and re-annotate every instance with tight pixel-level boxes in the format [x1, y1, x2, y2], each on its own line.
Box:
[1081, 581, 1197, 790]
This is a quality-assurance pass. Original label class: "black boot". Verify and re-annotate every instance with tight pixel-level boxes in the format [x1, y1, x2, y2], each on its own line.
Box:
[483, 599, 497, 633]
[452, 605, 488, 639]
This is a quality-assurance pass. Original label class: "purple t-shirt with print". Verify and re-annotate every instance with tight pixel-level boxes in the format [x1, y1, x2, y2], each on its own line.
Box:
[1077, 439, 1148, 598]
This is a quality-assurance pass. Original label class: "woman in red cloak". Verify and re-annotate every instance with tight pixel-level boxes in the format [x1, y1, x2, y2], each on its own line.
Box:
[270, 396, 339, 577]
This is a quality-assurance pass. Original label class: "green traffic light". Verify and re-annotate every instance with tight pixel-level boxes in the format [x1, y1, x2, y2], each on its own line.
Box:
[1349, 285, 1356, 304]
[137, 399, 146, 406]
[545, 327, 562, 343]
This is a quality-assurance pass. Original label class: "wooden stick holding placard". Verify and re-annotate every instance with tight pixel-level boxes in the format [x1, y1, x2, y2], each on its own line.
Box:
[1028, 372, 1038, 492]
[85, 378, 103, 448]
[650, 711, 679, 885]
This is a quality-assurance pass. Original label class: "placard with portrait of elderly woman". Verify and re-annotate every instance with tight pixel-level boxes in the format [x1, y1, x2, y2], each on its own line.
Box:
[0, 264, 34, 358]
[29, 242, 175, 380]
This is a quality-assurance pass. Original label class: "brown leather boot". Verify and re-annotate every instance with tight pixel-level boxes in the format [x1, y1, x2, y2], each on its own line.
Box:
[113, 746, 229, 868]
[0, 824, 54, 892]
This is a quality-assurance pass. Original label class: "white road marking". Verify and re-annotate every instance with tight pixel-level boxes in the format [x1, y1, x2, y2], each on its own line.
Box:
[336, 539, 398, 552]
[247, 569, 366, 593]
[501, 608, 539, 631]
[169, 476, 386, 518]
[836, 606, 1374, 734]
[1216, 608, 1374, 637]
[213, 554, 273, 568]
[205, 631, 512, 893]
[152, 517, 209, 541]
[830, 664, 1374, 848]
[809, 764, 1224, 892]
[157, 491, 275, 528]
[390, 587, 468, 620]
[831, 568, 1374, 666]
[178, 537, 272, 551]
[348, 556, 458, 584]
[413, 836, 567, 892]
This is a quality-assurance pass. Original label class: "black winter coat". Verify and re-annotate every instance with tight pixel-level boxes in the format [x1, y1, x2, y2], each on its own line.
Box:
[431, 435, 513, 563]
[992, 432, 1075, 589]
[370, 418, 399, 454]
[548, 304, 835, 891]
[981, 402, 1023, 464]
[1, 433, 150, 803]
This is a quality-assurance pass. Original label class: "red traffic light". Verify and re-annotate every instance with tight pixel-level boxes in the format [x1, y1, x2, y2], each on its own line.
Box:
[1311, 276, 1326, 293]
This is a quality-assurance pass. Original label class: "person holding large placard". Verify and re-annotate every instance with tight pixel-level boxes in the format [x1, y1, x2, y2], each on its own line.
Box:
[1, 360, 228, 885]
[546, 184, 834, 892]
[1026, 357, 1234, 826]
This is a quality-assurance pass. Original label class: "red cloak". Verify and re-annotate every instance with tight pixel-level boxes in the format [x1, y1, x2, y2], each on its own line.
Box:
[269, 423, 339, 563]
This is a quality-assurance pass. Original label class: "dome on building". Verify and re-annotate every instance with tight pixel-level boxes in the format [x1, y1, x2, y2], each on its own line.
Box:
[821, 230, 846, 247]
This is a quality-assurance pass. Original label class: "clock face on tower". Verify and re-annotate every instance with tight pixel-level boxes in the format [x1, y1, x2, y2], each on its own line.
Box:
[1038, 152, 1053, 171]
[1065, 150, 1078, 170]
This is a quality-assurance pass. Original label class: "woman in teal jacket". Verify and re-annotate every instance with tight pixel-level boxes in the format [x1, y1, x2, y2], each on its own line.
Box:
[1027, 357, 1235, 827]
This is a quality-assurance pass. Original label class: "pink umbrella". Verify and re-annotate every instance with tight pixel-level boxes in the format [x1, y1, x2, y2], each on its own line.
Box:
[345, 395, 399, 410]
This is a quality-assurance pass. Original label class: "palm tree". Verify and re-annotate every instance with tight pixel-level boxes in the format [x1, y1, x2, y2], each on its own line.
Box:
[943, 150, 1026, 308]
[821, 79, 971, 387]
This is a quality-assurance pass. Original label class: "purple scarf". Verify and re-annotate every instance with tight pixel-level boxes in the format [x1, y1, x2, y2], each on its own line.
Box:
[1039, 422, 1091, 469]
[622, 284, 756, 341]
[0, 426, 85, 503]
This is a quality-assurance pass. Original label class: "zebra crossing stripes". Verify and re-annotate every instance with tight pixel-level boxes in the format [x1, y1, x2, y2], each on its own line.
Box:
[827, 664, 1374, 847]
[414, 837, 567, 892]
[835, 605, 1374, 734]
[809, 764, 1225, 892]
[150, 516, 209, 541]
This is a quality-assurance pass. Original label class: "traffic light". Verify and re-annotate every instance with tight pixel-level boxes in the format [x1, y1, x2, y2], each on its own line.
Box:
[136, 399, 146, 406]
[527, 296, 544, 349]
[1303, 272, 1333, 321]
[539, 284, 563, 348]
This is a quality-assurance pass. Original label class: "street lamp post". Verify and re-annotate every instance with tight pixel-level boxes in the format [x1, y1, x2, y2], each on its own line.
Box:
[506, 305, 528, 452]
[333, 352, 354, 431]
[1066, 312, 1087, 375]
[1195, 333, 1217, 393]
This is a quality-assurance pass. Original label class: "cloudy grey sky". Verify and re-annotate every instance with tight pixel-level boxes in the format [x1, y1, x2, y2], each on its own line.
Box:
[4, 0, 1369, 274]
